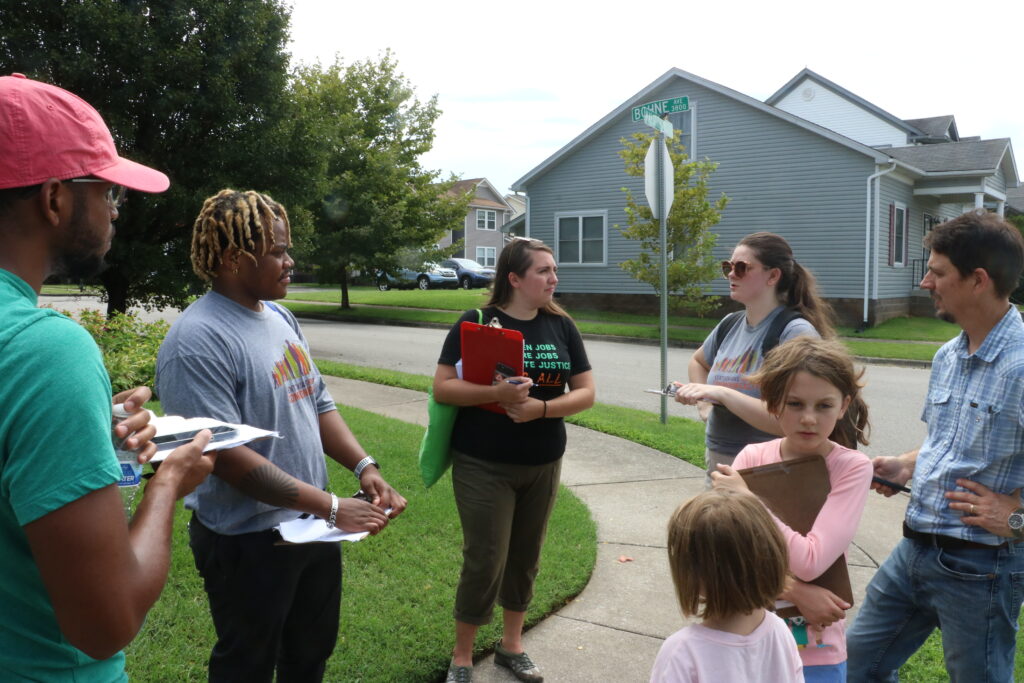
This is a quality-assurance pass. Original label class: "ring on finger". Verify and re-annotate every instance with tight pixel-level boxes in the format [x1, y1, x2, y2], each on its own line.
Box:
[971, 504, 977, 515]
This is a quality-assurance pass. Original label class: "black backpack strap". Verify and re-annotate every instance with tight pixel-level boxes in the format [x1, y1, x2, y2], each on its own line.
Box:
[762, 308, 805, 354]
[711, 311, 745, 358]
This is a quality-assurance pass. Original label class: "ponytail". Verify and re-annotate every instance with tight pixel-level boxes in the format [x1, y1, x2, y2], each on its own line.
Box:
[786, 262, 836, 340]
[832, 394, 870, 449]
[739, 232, 836, 339]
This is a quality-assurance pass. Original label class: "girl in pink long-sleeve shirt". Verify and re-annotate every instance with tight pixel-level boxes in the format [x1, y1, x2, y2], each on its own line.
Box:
[713, 337, 872, 683]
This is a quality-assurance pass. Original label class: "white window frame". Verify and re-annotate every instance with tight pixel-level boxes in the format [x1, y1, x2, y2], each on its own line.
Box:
[893, 202, 907, 267]
[475, 246, 496, 267]
[476, 209, 496, 230]
[554, 210, 608, 266]
[668, 101, 696, 158]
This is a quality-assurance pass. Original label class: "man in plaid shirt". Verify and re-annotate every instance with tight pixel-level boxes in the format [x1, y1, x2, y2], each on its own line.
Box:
[848, 210, 1024, 682]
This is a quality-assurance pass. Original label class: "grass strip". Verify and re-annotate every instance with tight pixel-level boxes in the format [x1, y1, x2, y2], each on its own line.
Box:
[285, 303, 940, 363]
[125, 403, 596, 682]
[315, 360, 708, 470]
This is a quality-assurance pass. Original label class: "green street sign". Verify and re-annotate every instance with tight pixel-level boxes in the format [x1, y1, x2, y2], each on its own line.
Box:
[642, 113, 673, 136]
[631, 96, 689, 122]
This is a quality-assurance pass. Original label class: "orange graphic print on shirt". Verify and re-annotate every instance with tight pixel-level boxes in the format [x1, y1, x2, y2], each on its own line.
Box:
[272, 340, 316, 403]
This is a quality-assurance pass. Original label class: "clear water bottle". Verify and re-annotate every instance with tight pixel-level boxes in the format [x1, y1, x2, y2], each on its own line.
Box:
[112, 404, 142, 519]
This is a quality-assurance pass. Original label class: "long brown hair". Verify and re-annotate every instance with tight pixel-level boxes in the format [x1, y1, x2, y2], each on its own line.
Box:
[668, 489, 788, 621]
[739, 232, 835, 339]
[750, 337, 870, 449]
[486, 237, 570, 317]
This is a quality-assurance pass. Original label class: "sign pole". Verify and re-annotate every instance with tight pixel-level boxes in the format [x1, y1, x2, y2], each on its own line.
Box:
[657, 130, 669, 424]
[639, 105, 679, 425]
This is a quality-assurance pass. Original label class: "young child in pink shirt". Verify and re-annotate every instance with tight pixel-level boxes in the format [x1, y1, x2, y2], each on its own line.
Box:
[712, 337, 872, 683]
[650, 488, 804, 682]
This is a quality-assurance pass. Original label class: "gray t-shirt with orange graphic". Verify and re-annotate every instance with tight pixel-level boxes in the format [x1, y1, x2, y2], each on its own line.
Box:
[156, 291, 335, 534]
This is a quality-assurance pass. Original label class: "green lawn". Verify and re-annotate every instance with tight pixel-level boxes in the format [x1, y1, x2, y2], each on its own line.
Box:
[39, 283, 102, 295]
[840, 315, 960, 342]
[125, 403, 596, 682]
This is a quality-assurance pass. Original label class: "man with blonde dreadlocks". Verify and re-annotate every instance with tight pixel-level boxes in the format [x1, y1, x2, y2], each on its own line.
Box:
[157, 189, 407, 682]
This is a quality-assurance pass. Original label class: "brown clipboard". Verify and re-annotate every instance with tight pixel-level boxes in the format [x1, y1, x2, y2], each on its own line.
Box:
[739, 454, 853, 619]
[460, 321, 525, 414]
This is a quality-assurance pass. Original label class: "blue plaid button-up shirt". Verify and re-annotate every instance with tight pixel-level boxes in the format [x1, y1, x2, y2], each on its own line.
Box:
[906, 306, 1024, 544]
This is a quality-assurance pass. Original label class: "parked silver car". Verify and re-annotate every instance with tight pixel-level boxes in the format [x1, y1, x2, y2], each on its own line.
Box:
[376, 263, 458, 291]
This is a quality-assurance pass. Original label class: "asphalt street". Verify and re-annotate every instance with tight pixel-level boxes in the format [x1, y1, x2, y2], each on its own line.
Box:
[44, 295, 930, 457]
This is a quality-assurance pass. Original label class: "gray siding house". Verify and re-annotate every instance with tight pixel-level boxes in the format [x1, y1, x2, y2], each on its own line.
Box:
[511, 68, 1020, 326]
[439, 178, 514, 268]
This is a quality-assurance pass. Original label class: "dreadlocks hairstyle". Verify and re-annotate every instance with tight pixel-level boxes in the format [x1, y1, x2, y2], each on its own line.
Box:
[749, 336, 870, 449]
[190, 189, 292, 281]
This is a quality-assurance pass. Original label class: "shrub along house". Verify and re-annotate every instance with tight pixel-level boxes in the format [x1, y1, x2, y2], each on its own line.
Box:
[510, 67, 1020, 326]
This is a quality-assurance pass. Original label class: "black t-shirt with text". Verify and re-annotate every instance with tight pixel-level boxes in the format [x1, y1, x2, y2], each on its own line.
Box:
[438, 306, 592, 465]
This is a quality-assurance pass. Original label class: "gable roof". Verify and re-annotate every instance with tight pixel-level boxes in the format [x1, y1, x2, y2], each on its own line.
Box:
[766, 68, 924, 138]
[884, 138, 1012, 174]
[903, 115, 959, 141]
[447, 177, 514, 211]
[511, 67, 891, 190]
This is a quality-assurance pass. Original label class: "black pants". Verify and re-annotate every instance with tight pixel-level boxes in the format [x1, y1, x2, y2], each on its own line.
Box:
[188, 515, 342, 683]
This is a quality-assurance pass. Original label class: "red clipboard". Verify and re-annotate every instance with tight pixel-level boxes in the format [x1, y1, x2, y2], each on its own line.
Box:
[460, 321, 525, 414]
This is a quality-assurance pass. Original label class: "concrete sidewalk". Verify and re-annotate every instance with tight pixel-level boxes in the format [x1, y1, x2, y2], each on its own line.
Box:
[323, 376, 911, 683]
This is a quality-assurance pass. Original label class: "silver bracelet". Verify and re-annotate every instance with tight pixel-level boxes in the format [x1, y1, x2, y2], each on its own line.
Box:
[353, 455, 379, 479]
[326, 492, 338, 529]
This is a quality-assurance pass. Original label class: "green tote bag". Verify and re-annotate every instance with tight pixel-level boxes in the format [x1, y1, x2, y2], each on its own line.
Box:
[418, 309, 482, 487]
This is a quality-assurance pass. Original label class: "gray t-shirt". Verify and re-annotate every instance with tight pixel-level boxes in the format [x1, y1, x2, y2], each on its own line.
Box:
[701, 306, 818, 456]
[156, 292, 335, 534]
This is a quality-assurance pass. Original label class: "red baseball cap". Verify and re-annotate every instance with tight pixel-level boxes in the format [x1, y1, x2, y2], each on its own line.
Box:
[0, 73, 169, 192]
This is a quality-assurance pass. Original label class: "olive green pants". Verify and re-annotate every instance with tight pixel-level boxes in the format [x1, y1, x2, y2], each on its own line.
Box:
[451, 450, 562, 625]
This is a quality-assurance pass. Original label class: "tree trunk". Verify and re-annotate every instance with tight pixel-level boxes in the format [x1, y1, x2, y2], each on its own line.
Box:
[339, 263, 350, 309]
[101, 269, 130, 317]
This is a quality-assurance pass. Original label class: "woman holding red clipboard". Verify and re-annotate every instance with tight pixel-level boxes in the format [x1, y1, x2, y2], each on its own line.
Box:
[434, 238, 595, 683]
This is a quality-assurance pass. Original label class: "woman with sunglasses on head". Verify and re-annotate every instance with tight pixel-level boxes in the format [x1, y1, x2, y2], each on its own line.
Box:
[673, 232, 835, 484]
[434, 237, 595, 683]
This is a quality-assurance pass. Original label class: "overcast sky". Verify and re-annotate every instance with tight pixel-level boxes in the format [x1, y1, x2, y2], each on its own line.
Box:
[288, 0, 1023, 196]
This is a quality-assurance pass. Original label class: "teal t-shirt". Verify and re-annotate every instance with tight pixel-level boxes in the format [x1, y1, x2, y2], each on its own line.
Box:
[0, 269, 125, 681]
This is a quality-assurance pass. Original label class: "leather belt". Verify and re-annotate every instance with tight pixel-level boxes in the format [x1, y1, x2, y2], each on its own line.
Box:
[903, 522, 1005, 550]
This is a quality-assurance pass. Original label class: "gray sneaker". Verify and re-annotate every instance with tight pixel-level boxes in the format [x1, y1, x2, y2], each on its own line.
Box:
[494, 641, 543, 682]
[446, 661, 473, 683]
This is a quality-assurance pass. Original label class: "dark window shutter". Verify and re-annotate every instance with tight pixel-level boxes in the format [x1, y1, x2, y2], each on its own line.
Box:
[888, 203, 895, 267]
[903, 208, 909, 265]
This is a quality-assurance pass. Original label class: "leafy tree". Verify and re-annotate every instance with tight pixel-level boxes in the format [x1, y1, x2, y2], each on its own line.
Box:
[293, 53, 471, 308]
[0, 0, 321, 314]
[616, 131, 728, 315]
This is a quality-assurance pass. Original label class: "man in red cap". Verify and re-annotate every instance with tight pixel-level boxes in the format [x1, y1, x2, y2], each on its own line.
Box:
[0, 74, 216, 681]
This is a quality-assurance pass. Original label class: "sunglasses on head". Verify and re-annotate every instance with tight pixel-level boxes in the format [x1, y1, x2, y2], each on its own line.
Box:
[721, 260, 758, 278]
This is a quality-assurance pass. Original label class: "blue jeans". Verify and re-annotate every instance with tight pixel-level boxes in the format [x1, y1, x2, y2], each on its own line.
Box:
[846, 537, 1024, 682]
